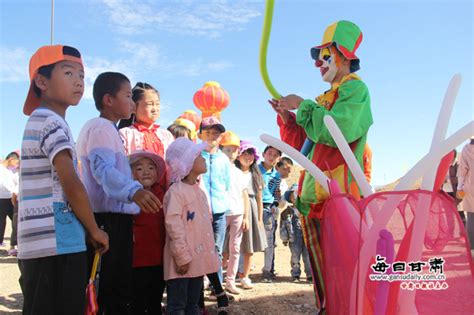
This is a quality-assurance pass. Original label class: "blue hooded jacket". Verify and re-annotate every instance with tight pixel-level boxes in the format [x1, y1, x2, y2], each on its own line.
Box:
[201, 149, 231, 215]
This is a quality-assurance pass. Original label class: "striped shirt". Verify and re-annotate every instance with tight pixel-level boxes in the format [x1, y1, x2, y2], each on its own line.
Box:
[18, 108, 86, 259]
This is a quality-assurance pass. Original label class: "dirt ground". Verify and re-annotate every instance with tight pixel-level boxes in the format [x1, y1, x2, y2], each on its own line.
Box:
[0, 219, 316, 314]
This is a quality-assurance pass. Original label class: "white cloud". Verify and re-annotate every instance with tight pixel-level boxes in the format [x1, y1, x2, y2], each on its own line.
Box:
[0, 39, 232, 99]
[0, 47, 29, 82]
[82, 40, 233, 99]
[117, 40, 234, 77]
[99, 0, 261, 38]
[207, 61, 234, 71]
[162, 57, 234, 77]
[82, 42, 156, 99]
[82, 57, 126, 100]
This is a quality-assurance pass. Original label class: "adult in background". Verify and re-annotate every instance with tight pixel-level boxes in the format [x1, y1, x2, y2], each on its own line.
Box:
[457, 137, 474, 253]
[442, 150, 464, 224]
[0, 151, 19, 253]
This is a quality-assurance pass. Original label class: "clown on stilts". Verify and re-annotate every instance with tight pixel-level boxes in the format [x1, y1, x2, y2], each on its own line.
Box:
[269, 20, 373, 312]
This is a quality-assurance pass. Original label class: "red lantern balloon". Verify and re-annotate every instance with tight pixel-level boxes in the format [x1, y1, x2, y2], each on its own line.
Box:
[193, 81, 230, 119]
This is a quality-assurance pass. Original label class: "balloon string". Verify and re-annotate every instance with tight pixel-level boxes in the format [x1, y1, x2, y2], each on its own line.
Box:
[260, 0, 314, 156]
[259, 0, 281, 99]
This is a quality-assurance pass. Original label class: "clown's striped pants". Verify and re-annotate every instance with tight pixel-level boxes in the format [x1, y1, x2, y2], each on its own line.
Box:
[301, 215, 325, 312]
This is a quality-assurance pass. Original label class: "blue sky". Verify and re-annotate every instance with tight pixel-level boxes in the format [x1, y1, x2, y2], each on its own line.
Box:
[1, 0, 472, 186]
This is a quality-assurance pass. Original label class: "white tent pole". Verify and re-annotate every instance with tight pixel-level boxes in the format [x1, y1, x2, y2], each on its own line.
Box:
[50, 0, 55, 45]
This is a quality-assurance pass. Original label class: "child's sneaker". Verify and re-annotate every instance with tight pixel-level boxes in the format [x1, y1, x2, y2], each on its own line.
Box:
[240, 277, 254, 289]
[210, 291, 235, 303]
[236, 272, 243, 283]
[225, 283, 240, 295]
[292, 276, 300, 283]
[7, 248, 18, 256]
[262, 271, 273, 283]
[217, 307, 229, 315]
[216, 291, 230, 315]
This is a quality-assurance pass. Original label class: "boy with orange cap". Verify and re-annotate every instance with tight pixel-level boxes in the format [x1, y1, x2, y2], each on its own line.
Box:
[17, 45, 109, 314]
[269, 20, 373, 312]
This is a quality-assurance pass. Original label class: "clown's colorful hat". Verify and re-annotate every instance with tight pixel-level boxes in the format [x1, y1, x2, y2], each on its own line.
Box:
[311, 20, 363, 72]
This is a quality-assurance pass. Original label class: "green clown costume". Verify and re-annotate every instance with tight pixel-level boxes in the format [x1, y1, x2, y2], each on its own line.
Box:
[275, 20, 373, 312]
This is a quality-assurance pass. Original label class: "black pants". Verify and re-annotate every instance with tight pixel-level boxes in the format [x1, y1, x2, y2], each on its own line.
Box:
[18, 252, 87, 315]
[0, 198, 14, 244]
[198, 272, 226, 309]
[132, 265, 166, 314]
[167, 276, 203, 315]
[87, 212, 133, 315]
[11, 203, 18, 246]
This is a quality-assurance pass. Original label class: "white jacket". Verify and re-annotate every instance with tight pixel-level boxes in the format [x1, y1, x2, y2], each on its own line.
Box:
[0, 165, 18, 199]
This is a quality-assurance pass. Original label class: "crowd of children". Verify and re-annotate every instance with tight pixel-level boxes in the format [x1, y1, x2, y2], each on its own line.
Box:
[10, 44, 316, 315]
[6, 17, 474, 315]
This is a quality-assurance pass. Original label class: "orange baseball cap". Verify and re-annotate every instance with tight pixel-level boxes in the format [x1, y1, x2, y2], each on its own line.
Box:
[23, 45, 83, 115]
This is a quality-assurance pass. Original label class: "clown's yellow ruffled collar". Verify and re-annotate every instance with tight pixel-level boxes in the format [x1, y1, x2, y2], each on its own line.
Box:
[316, 73, 361, 109]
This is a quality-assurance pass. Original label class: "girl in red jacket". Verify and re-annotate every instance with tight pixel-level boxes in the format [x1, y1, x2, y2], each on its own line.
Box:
[129, 151, 167, 314]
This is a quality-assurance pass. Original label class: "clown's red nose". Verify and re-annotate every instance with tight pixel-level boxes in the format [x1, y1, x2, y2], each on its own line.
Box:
[315, 60, 323, 67]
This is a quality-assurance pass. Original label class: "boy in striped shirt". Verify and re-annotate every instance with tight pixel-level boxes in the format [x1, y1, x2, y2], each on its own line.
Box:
[18, 45, 109, 315]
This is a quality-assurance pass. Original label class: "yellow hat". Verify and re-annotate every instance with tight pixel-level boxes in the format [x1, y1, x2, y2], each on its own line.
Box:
[220, 131, 240, 147]
[173, 118, 197, 141]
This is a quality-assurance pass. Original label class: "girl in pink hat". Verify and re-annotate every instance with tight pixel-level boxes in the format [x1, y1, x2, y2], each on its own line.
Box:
[164, 137, 229, 314]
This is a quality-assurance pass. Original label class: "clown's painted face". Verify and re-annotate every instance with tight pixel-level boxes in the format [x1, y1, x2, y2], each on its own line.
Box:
[315, 47, 338, 83]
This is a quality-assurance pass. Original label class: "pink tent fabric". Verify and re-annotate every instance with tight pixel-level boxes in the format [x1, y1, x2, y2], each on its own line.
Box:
[322, 188, 474, 314]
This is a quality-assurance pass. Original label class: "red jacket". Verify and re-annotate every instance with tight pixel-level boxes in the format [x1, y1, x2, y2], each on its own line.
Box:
[132, 183, 166, 267]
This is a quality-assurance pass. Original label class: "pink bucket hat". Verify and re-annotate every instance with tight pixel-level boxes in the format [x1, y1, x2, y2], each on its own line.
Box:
[239, 140, 260, 161]
[166, 137, 208, 182]
[129, 151, 167, 183]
